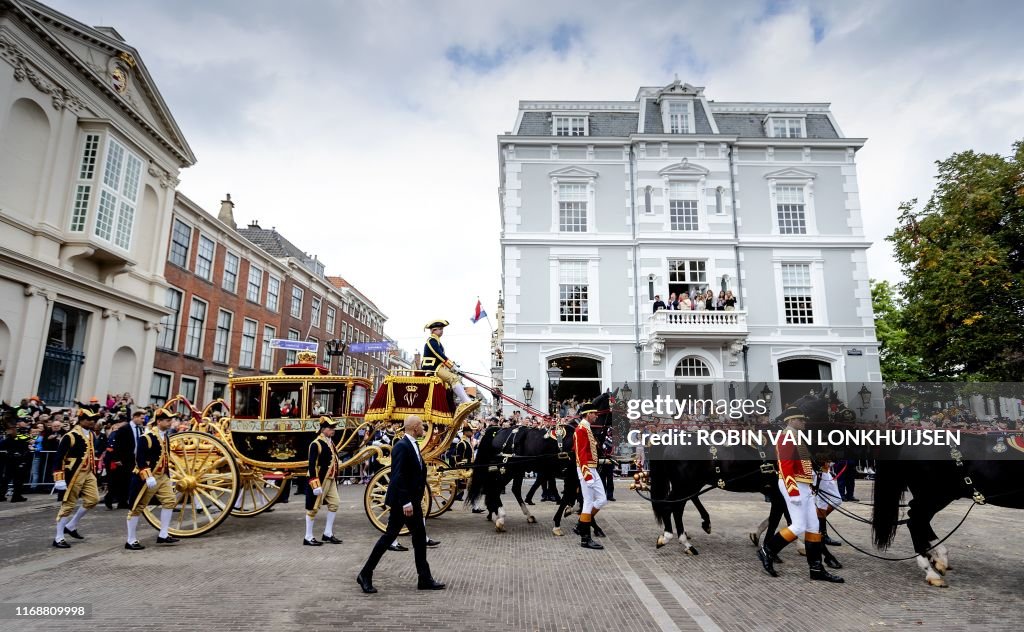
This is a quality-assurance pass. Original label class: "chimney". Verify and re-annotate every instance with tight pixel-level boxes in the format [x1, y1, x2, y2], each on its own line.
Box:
[218, 193, 236, 229]
[248, 219, 260, 229]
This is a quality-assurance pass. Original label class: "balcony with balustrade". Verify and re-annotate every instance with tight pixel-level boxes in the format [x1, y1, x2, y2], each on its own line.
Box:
[645, 309, 749, 344]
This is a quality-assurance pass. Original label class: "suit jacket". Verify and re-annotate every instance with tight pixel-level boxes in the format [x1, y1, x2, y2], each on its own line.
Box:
[385, 435, 427, 509]
[110, 423, 142, 467]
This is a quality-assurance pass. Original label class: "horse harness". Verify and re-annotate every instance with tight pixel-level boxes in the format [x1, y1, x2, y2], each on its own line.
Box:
[950, 446, 986, 505]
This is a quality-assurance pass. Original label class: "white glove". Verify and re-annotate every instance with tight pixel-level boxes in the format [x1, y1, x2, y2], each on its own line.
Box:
[54, 480, 67, 492]
[313, 487, 323, 496]
[790, 496, 802, 506]
[146, 476, 157, 489]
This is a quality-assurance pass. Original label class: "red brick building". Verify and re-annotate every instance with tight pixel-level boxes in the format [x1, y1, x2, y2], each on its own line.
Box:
[326, 276, 388, 392]
[152, 194, 362, 405]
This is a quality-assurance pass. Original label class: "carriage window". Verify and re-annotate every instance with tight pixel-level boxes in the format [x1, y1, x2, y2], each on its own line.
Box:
[350, 384, 367, 416]
[310, 382, 347, 417]
[232, 384, 263, 419]
[268, 382, 304, 418]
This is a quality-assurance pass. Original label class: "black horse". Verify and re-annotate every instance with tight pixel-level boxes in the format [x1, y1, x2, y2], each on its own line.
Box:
[872, 431, 1024, 586]
[647, 392, 842, 555]
[467, 392, 611, 533]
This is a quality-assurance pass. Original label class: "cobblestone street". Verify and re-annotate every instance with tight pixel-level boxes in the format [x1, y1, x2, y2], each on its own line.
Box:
[0, 481, 1020, 631]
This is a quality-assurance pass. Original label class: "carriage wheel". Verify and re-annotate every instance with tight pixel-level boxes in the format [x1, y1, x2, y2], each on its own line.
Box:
[363, 466, 432, 534]
[426, 461, 460, 518]
[230, 466, 287, 517]
[142, 431, 240, 537]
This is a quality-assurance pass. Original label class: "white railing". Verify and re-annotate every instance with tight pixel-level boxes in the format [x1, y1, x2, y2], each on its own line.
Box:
[648, 309, 748, 333]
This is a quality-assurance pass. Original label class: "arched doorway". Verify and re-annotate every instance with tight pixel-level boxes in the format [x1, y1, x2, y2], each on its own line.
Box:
[777, 358, 833, 408]
[548, 356, 602, 408]
[673, 356, 714, 402]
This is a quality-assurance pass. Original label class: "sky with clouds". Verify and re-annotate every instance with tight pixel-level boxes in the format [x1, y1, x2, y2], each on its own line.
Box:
[41, 0, 1024, 377]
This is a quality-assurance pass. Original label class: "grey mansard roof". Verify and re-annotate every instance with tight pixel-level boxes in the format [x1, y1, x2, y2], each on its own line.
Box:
[714, 112, 838, 139]
[518, 111, 639, 136]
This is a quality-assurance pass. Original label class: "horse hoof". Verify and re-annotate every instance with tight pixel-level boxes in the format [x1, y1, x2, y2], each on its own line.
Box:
[702, 522, 711, 535]
[553, 527, 564, 537]
[686, 546, 698, 556]
[656, 536, 667, 548]
[748, 533, 760, 547]
[927, 577, 948, 588]
[495, 519, 506, 532]
[933, 561, 948, 575]
[527, 516, 537, 524]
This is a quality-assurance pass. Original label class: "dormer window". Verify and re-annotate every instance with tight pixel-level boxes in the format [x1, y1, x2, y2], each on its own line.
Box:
[766, 115, 806, 138]
[665, 100, 694, 134]
[553, 115, 587, 137]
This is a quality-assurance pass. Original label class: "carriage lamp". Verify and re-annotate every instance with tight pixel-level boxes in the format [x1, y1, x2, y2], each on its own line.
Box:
[547, 363, 563, 415]
[760, 384, 774, 405]
[857, 384, 872, 417]
[522, 380, 534, 406]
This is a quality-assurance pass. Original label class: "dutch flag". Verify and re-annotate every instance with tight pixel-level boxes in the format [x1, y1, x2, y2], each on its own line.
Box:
[471, 300, 487, 324]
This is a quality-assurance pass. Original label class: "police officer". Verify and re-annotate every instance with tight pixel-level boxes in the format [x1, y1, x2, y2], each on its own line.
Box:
[573, 402, 607, 550]
[0, 419, 30, 502]
[125, 408, 180, 550]
[420, 320, 472, 406]
[304, 417, 342, 546]
[757, 407, 844, 583]
[52, 409, 101, 548]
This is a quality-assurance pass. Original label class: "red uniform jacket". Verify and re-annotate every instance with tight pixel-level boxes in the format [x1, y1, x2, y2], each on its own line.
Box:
[574, 422, 598, 480]
[776, 432, 813, 497]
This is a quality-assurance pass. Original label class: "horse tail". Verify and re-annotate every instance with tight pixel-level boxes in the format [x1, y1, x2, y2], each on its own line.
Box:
[872, 447, 905, 550]
[465, 427, 500, 508]
[648, 448, 670, 523]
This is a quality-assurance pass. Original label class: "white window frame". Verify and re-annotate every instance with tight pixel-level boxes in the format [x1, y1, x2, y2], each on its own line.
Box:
[247, 265, 263, 303]
[667, 181, 701, 232]
[213, 309, 233, 364]
[68, 133, 100, 232]
[156, 287, 183, 351]
[659, 163, 708, 234]
[184, 296, 208, 358]
[310, 296, 322, 328]
[674, 356, 712, 377]
[549, 254, 600, 325]
[772, 255, 828, 327]
[168, 218, 192, 268]
[261, 325, 276, 371]
[325, 306, 336, 335]
[765, 169, 818, 236]
[150, 371, 172, 406]
[94, 136, 143, 250]
[552, 114, 588, 137]
[661, 98, 695, 135]
[765, 114, 807, 139]
[668, 259, 709, 285]
[222, 251, 240, 293]
[266, 275, 280, 312]
[290, 286, 304, 319]
[549, 167, 598, 233]
[179, 375, 199, 403]
[196, 234, 215, 281]
[286, 329, 300, 365]
[240, 318, 257, 369]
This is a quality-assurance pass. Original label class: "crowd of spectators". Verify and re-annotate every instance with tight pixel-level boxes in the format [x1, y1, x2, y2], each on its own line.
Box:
[653, 289, 737, 313]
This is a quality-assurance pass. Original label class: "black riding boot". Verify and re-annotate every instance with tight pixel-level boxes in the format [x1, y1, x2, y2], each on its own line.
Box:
[592, 518, 606, 538]
[818, 520, 843, 569]
[757, 532, 790, 577]
[579, 521, 604, 550]
[820, 516, 842, 547]
[807, 541, 845, 583]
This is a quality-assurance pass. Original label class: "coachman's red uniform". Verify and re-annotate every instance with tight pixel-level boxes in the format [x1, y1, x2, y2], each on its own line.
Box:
[573, 402, 607, 550]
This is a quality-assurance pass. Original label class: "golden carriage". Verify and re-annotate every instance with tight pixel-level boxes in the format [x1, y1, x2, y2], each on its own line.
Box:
[147, 354, 478, 537]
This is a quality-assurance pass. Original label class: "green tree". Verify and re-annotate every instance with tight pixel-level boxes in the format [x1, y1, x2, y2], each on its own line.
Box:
[887, 140, 1024, 382]
[870, 279, 930, 382]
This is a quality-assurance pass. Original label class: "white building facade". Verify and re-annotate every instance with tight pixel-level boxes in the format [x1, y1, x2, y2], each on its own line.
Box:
[0, 0, 194, 407]
[497, 81, 881, 415]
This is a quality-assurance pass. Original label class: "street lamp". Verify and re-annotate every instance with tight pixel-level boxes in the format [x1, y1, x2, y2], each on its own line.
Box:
[522, 380, 534, 407]
[857, 383, 872, 418]
[547, 362, 563, 415]
[620, 381, 633, 405]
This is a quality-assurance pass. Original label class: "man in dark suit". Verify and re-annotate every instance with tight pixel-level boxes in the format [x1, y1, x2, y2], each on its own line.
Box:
[357, 415, 444, 593]
[105, 410, 145, 509]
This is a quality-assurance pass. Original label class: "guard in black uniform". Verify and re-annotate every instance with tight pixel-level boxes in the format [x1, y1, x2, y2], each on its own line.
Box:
[0, 420, 30, 502]
[420, 320, 472, 406]
[304, 417, 342, 546]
